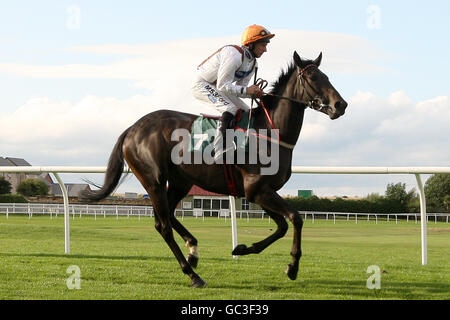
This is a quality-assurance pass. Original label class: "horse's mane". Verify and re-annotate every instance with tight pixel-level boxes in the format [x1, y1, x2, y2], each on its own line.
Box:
[269, 62, 296, 97]
[256, 57, 315, 113]
[257, 60, 299, 112]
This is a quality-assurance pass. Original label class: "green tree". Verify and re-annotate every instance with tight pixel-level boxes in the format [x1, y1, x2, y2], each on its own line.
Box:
[405, 189, 420, 213]
[16, 179, 49, 197]
[385, 182, 408, 212]
[424, 174, 450, 212]
[366, 193, 383, 203]
[385, 182, 406, 201]
[444, 195, 450, 213]
[384, 183, 418, 212]
[0, 177, 12, 194]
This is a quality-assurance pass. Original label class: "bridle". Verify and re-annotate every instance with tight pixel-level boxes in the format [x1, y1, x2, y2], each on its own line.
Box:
[297, 64, 330, 112]
[256, 64, 330, 113]
[248, 64, 331, 150]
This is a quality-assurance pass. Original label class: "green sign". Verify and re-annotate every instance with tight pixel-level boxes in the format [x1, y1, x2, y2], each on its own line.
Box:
[298, 190, 313, 198]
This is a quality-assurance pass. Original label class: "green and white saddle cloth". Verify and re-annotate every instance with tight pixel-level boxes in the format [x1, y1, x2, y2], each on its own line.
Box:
[189, 111, 255, 153]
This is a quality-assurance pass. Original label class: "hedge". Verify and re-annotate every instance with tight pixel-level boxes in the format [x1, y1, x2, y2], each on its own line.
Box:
[0, 194, 28, 203]
[284, 196, 408, 213]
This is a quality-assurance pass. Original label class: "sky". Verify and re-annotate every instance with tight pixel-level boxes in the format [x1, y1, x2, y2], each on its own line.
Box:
[0, 0, 449, 197]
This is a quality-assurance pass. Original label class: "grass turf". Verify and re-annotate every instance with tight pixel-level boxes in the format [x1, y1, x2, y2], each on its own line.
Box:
[0, 214, 448, 300]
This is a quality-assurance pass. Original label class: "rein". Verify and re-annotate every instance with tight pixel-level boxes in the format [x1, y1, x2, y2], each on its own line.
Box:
[265, 93, 304, 104]
[247, 98, 295, 150]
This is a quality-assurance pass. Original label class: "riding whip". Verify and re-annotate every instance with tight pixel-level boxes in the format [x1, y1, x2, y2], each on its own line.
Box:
[246, 67, 258, 145]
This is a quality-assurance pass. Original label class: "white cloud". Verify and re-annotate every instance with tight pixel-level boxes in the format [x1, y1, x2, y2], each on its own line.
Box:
[387, 91, 413, 107]
[373, 94, 450, 139]
[0, 29, 389, 82]
[295, 91, 450, 169]
[1, 90, 447, 197]
[0, 29, 390, 125]
[0, 29, 447, 196]
[1, 90, 447, 167]
[290, 112, 445, 198]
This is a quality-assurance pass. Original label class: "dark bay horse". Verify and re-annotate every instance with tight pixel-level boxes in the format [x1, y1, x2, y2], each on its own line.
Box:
[79, 51, 347, 287]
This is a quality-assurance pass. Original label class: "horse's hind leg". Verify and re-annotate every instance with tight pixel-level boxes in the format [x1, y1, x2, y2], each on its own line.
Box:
[171, 217, 199, 268]
[166, 181, 200, 268]
[148, 181, 206, 288]
[123, 139, 205, 287]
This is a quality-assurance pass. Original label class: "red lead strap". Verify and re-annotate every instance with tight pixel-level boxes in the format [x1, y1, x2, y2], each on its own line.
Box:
[259, 100, 280, 142]
[223, 99, 279, 197]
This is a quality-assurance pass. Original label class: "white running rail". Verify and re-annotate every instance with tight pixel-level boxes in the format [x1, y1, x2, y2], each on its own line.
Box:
[1, 166, 450, 265]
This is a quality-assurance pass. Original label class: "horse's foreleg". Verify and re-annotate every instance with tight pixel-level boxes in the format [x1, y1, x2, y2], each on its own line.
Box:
[232, 210, 288, 255]
[252, 188, 304, 280]
[285, 210, 303, 280]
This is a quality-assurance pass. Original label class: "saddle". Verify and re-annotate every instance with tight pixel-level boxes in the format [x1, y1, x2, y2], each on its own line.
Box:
[189, 110, 254, 153]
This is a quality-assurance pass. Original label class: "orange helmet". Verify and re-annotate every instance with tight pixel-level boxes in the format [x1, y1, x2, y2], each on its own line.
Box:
[241, 24, 275, 46]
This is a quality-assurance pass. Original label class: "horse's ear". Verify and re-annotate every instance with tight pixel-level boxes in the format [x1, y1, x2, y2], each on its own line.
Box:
[313, 52, 322, 67]
[293, 51, 303, 67]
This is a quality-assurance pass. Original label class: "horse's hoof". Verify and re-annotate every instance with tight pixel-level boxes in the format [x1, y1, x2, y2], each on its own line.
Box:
[187, 254, 198, 269]
[285, 263, 298, 280]
[232, 244, 248, 255]
[191, 277, 207, 288]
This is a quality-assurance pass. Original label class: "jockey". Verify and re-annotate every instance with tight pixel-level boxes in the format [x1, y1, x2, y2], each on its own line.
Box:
[192, 24, 275, 162]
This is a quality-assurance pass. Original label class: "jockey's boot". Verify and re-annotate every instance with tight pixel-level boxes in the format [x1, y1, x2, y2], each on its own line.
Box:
[213, 111, 235, 163]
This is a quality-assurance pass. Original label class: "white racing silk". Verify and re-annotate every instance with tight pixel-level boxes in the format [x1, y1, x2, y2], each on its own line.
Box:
[192, 45, 257, 115]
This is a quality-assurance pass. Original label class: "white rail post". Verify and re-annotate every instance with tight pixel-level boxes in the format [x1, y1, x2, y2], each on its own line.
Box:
[229, 196, 238, 259]
[415, 174, 427, 266]
[53, 173, 70, 255]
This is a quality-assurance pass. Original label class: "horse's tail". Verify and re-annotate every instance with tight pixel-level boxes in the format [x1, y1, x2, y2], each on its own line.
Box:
[78, 128, 130, 203]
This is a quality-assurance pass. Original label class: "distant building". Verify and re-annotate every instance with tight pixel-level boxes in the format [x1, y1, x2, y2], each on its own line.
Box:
[0, 156, 94, 197]
[180, 185, 261, 215]
[50, 183, 92, 197]
[0, 156, 53, 193]
[124, 192, 138, 199]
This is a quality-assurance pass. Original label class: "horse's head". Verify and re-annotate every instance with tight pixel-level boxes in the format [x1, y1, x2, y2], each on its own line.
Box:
[293, 51, 347, 120]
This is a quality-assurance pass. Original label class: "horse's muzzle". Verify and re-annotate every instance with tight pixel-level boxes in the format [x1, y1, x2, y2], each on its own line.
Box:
[329, 100, 347, 120]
